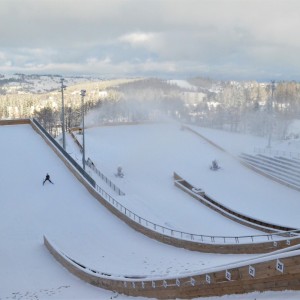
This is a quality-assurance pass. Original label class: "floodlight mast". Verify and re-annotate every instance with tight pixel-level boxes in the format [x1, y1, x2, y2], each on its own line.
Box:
[60, 78, 67, 150]
[267, 80, 275, 148]
[81, 89, 86, 170]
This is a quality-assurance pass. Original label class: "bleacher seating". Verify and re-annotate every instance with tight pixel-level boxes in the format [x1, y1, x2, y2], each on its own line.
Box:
[239, 153, 300, 191]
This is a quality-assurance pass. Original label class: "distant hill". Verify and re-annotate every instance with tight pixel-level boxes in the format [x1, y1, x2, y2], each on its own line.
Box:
[0, 73, 102, 94]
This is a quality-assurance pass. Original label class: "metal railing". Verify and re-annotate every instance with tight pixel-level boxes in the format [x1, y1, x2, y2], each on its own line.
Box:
[93, 179, 300, 245]
[68, 127, 125, 196]
[86, 159, 125, 196]
[32, 118, 96, 188]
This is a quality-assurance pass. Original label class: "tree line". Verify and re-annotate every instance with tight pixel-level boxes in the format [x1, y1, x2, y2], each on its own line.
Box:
[187, 79, 300, 139]
[0, 77, 299, 140]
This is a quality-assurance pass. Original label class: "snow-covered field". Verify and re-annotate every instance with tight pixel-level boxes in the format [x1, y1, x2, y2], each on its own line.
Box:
[1, 122, 300, 300]
[1, 74, 101, 94]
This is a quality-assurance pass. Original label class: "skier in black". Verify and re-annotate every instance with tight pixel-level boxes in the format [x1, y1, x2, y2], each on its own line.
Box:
[43, 173, 54, 185]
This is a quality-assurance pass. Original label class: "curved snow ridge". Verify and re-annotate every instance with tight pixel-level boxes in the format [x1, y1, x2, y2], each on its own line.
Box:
[28, 118, 299, 254]
[44, 235, 300, 299]
[174, 172, 297, 233]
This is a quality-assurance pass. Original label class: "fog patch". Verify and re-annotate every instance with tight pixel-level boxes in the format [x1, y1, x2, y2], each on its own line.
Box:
[85, 87, 185, 127]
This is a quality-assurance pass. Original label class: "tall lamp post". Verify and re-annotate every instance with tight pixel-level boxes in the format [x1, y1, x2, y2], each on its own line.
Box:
[60, 78, 67, 150]
[81, 89, 86, 170]
[267, 80, 275, 148]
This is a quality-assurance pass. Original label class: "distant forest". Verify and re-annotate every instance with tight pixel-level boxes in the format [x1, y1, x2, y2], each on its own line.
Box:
[0, 77, 299, 139]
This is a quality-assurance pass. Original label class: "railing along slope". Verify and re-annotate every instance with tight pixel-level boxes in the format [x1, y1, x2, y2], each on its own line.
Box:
[68, 128, 125, 196]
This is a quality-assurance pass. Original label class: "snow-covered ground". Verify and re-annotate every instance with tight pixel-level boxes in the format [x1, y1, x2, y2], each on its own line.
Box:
[1, 122, 300, 300]
[167, 79, 197, 91]
[0, 74, 101, 94]
[77, 122, 300, 230]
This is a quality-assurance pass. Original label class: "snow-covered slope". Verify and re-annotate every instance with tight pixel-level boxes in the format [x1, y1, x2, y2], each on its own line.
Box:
[0, 125, 248, 299]
[75, 122, 300, 230]
[1, 123, 300, 300]
[0, 74, 100, 94]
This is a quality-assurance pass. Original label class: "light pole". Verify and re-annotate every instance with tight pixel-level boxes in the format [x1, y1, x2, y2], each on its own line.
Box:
[81, 89, 86, 170]
[267, 80, 275, 148]
[60, 78, 67, 150]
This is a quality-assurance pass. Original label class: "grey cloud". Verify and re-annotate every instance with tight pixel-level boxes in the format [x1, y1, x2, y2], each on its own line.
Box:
[1, 0, 300, 80]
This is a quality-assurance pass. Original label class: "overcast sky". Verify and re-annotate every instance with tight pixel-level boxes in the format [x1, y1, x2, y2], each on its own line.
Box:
[1, 0, 300, 81]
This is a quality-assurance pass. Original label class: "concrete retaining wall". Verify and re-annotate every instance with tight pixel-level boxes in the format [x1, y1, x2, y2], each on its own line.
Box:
[44, 236, 300, 299]
[174, 172, 295, 233]
[0, 119, 31, 126]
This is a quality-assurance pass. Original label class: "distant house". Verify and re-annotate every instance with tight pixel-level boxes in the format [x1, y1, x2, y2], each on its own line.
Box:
[99, 91, 108, 98]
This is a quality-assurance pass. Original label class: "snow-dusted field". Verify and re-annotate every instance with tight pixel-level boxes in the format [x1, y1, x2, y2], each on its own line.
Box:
[1, 123, 300, 300]
[1, 74, 100, 94]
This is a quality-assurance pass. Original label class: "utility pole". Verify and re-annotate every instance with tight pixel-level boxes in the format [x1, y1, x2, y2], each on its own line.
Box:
[267, 80, 275, 148]
[60, 78, 67, 150]
[81, 89, 86, 170]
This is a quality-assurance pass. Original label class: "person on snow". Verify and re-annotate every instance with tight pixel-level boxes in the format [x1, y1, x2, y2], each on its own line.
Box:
[43, 173, 54, 185]
[210, 160, 220, 170]
[116, 166, 124, 178]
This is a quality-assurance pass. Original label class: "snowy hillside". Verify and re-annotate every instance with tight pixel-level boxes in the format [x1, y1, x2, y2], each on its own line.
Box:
[167, 79, 197, 91]
[0, 74, 101, 94]
[1, 122, 300, 300]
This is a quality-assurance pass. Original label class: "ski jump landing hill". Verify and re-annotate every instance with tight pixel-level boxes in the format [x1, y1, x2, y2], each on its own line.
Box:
[2, 118, 300, 299]
[66, 123, 300, 254]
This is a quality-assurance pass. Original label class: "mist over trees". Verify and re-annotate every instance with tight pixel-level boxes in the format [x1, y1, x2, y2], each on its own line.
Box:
[186, 78, 300, 139]
[0, 75, 299, 140]
[85, 79, 185, 125]
[0, 76, 139, 136]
